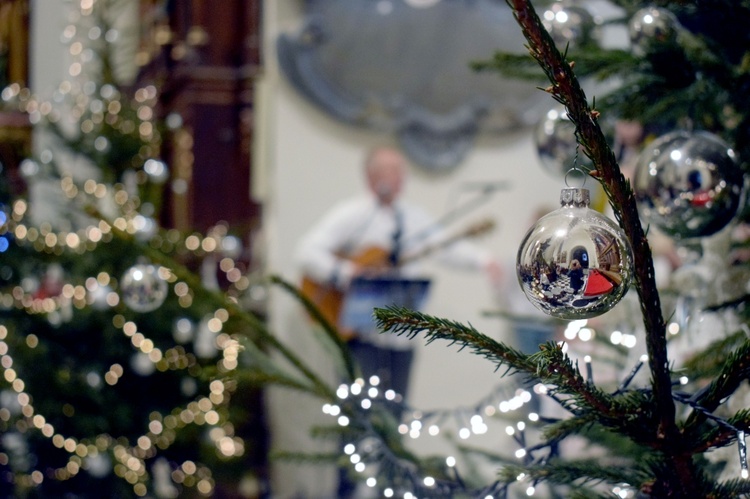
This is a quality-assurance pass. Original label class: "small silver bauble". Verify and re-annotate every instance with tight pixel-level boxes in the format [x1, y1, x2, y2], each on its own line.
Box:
[628, 6, 680, 55]
[120, 263, 168, 313]
[517, 188, 633, 320]
[633, 130, 743, 239]
[534, 107, 591, 179]
[542, 2, 595, 49]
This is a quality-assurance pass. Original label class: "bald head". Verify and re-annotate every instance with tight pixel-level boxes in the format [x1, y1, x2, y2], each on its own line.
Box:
[364, 146, 407, 206]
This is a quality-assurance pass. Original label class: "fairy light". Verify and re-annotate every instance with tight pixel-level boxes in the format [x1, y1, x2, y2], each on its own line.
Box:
[739, 431, 748, 479]
[584, 355, 593, 384]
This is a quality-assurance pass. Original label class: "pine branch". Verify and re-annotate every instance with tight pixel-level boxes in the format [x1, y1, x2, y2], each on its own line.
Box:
[497, 457, 649, 494]
[689, 409, 750, 455]
[374, 305, 536, 375]
[270, 274, 357, 381]
[506, 0, 674, 445]
[84, 205, 338, 401]
[375, 307, 664, 447]
[683, 339, 750, 433]
[713, 476, 750, 497]
[681, 330, 748, 379]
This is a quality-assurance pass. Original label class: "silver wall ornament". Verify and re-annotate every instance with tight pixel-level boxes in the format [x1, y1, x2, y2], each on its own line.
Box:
[276, 0, 549, 172]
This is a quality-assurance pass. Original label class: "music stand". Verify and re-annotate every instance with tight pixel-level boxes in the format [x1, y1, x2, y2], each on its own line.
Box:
[339, 276, 431, 337]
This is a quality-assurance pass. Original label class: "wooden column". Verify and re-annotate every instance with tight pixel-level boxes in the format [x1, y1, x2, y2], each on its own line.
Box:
[137, 0, 262, 234]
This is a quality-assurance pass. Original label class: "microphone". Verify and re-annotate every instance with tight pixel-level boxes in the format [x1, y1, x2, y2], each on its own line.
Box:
[461, 180, 511, 192]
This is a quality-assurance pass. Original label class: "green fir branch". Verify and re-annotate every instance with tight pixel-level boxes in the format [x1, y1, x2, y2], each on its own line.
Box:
[681, 330, 748, 379]
[713, 476, 750, 497]
[684, 339, 750, 432]
[471, 53, 545, 80]
[497, 457, 649, 493]
[374, 305, 535, 376]
[270, 274, 357, 381]
[692, 410, 750, 455]
[375, 307, 662, 444]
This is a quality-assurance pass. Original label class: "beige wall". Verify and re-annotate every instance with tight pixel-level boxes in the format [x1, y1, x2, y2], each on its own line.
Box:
[258, 2, 565, 496]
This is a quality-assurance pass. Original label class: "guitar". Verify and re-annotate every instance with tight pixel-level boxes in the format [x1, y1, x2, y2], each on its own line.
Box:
[300, 218, 495, 339]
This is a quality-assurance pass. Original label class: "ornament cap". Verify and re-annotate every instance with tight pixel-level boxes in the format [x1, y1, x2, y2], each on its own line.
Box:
[560, 188, 590, 208]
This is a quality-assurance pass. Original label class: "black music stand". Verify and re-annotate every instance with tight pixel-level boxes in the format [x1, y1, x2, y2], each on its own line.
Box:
[340, 276, 431, 337]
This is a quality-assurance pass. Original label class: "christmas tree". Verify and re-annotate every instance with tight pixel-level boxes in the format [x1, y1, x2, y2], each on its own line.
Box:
[7, 1, 750, 498]
[368, 0, 750, 497]
[0, 2, 280, 497]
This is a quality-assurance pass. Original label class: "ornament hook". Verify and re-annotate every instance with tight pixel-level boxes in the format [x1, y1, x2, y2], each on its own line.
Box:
[564, 165, 587, 189]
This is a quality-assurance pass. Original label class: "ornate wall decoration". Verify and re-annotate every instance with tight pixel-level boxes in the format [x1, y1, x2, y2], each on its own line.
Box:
[277, 0, 545, 172]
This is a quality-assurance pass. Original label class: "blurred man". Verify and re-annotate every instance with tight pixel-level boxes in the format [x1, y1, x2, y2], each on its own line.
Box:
[296, 145, 500, 399]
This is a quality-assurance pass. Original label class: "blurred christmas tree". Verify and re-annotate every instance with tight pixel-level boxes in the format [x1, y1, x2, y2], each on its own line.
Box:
[0, 2, 276, 497]
[9, 0, 750, 498]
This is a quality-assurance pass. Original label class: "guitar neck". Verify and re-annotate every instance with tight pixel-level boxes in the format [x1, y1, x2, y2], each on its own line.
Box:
[399, 219, 495, 266]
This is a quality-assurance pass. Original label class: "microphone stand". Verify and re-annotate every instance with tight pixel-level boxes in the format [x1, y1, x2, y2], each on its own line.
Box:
[404, 181, 510, 246]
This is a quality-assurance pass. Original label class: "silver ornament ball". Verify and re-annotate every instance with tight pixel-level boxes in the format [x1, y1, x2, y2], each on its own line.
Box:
[534, 107, 592, 179]
[542, 2, 594, 49]
[517, 188, 633, 320]
[120, 263, 168, 313]
[633, 130, 743, 239]
[628, 6, 679, 55]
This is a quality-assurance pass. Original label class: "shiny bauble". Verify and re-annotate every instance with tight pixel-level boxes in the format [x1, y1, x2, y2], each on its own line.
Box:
[633, 131, 743, 239]
[628, 6, 679, 55]
[542, 2, 594, 49]
[120, 263, 168, 313]
[517, 188, 633, 320]
[534, 107, 591, 179]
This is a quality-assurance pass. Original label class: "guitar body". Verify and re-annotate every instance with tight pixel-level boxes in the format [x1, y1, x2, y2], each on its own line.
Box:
[300, 275, 344, 328]
[300, 246, 391, 340]
[298, 218, 494, 339]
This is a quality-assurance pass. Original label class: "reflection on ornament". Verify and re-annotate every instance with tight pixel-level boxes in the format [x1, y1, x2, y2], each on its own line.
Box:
[633, 131, 743, 239]
[120, 263, 168, 313]
[541, 2, 594, 49]
[628, 6, 679, 55]
[517, 188, 633, 319]
[534, 107, 591, 178]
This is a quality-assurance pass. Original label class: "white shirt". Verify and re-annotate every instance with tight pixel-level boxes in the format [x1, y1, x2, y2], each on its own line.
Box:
[296, 194, 491, 287]
[295, 194, 492, 349]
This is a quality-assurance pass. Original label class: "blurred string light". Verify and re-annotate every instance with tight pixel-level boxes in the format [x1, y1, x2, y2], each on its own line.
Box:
[318, 331, 749, 498]
[0, 309, 244, 496]
[322, 376, 546, 497]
